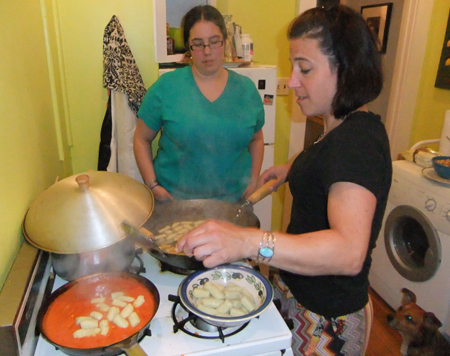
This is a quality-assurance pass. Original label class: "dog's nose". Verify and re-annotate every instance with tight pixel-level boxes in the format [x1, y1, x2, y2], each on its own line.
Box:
[387, 314, 394, 322]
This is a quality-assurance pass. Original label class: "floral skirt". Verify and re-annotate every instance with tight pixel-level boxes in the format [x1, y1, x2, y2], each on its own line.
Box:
[272, 274, 373, 356]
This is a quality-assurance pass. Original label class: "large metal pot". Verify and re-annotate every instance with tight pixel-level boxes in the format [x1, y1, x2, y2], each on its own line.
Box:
[23, 171, 154, 280]
[23, 172, 273, 278]
[50, 239, 137, 281]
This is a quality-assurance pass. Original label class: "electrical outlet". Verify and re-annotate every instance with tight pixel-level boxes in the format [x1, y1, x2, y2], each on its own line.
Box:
[277, 78, 289, 96]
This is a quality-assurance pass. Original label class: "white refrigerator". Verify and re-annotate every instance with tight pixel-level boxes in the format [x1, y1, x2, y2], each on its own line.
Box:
[158, 65, 277, 231]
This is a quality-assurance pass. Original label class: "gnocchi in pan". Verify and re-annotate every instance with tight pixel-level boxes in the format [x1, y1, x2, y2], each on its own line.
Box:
[154, 220, 205, 254]
[42, 274, 157, 350]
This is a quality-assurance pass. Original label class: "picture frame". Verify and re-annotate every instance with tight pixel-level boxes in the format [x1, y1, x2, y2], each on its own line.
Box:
[361, 3, 393, 54]
[435, 9, 450, 90]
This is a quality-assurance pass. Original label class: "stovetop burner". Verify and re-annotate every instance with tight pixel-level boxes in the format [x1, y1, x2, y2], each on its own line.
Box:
[168, 294, 249, 343]
[127, 248, 146, 275]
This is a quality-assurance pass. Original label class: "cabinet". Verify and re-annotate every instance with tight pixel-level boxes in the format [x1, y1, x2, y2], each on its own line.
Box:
[154, 0, 217, 63]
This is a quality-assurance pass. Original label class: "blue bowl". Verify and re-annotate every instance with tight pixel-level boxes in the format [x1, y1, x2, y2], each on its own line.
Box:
[432, 156, 450, 179]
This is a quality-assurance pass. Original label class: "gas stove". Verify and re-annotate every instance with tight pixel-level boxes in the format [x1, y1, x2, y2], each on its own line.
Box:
[33, 251, 293, 356]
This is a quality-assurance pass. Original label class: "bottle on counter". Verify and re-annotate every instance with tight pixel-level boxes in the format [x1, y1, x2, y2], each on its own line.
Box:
[166, 23, 174, 55]
[223, 14, 234, 62]
[241, 34, 253, 62]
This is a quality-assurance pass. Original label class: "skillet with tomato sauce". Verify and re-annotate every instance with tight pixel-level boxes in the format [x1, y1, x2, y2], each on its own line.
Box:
[41, 273, 158, 350]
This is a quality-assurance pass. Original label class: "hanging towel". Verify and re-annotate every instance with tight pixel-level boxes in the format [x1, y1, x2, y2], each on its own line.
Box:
[103, 15, 146, 113]
[98, 93, 112, 171]
[100, 15, 146, 182]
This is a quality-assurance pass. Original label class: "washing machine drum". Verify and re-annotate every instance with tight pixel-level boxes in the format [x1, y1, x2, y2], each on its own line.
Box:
[384, 205, 442, 282]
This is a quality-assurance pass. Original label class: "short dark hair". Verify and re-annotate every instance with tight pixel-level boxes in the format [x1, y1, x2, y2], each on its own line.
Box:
[182, 5, 227, 50]
[288, 5, 383, 119]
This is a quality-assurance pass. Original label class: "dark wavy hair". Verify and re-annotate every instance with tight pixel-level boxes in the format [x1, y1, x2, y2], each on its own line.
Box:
[288, 5, 383, 119]
[182, 5, 227, 50]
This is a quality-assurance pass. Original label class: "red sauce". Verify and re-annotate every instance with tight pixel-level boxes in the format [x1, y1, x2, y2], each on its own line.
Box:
[42, 274, 157, 349]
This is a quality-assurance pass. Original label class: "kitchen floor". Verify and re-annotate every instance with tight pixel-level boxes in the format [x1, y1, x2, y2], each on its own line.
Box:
[366, 287, 402, 356]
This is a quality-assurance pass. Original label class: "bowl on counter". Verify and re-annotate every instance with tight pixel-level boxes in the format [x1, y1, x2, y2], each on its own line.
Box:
[432, 156, 450, 179]
[178, 264, 273, 328]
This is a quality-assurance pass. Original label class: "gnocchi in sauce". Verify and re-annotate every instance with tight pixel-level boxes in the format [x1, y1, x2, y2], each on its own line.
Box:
[42, 275, 156, 349]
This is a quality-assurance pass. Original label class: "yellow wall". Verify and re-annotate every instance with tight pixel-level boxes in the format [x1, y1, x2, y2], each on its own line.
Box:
[55, 0, 158, 174]
[0, 0, 66, 287]
[0, 0, 156, 290]
[217, 0, 297, 231]
[411, 0, 450, 147]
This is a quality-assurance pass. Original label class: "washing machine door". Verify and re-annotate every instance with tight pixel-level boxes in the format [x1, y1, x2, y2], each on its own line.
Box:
[384, 205, 442, 282]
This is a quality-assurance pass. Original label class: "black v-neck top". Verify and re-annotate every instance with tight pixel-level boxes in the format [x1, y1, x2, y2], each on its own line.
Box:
[280, 111, 392, 318]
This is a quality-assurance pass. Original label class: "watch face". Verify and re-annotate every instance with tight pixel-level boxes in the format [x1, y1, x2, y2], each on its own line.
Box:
[260, 247, 274, 258]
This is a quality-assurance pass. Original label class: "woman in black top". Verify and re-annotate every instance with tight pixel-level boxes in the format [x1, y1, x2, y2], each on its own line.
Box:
[177, 5, 392, 355]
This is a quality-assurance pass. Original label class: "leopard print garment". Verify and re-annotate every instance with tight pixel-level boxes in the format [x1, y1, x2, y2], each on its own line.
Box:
[103, 15, 147, 115]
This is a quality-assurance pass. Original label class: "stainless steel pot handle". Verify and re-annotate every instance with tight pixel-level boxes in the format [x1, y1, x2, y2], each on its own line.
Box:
[121, 221, 166, 257]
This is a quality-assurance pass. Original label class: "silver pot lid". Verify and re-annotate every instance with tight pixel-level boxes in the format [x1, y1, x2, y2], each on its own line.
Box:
[23, 171, 154, 254]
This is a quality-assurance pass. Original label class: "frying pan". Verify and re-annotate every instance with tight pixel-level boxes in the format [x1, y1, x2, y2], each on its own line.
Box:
[140, 180, 276, 270]
[38, 272, 160, 356]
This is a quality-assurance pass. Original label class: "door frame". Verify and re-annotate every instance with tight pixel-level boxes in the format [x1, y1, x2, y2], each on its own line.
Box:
[384, 0, 434, 159]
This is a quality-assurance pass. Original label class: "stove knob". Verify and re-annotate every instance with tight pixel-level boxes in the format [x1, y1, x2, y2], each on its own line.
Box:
[425, 198, 436, 212]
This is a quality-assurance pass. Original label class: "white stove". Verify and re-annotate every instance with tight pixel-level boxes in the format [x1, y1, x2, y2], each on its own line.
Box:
[33, 252, 293, 356]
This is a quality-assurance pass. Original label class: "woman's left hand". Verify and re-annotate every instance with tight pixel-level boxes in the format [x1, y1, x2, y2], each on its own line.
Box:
[176, 220, 258, 268]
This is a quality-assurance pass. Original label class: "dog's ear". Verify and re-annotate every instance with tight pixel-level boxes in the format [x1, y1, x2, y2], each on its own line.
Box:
[401, 288, 417, 305]
[423, 312, 443, 329]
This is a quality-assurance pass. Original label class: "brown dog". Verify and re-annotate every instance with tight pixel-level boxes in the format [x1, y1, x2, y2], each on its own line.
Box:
[387, 288, 450, 356]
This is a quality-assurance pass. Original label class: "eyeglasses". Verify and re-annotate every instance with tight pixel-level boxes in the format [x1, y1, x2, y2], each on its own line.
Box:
[189, 40, 224, 52]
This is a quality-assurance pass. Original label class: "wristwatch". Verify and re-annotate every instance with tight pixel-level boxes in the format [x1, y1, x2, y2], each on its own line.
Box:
[256, 232, 276, 262]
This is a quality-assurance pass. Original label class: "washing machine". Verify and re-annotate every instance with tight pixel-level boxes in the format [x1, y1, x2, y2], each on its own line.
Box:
[369, 160, 450, 336]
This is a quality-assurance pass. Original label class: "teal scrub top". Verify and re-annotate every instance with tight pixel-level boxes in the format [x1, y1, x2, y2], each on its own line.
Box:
[138, 66, 264, 202]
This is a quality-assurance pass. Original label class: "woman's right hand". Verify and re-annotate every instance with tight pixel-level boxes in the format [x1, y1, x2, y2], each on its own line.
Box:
[260, 164, 291, 192]
[151, 185, 175, 201]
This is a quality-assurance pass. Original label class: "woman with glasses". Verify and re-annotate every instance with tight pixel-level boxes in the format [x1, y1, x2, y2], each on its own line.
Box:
[177, 5, 392, 355]
[134, 5, 264, 202]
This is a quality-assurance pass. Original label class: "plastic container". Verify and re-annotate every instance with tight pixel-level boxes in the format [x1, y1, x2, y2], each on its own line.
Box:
[241, 34, 253, 62]
[401, 147, 438, 168]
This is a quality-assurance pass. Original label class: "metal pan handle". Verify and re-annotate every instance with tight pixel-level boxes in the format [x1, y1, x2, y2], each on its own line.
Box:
[122, 221, 166, 257]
